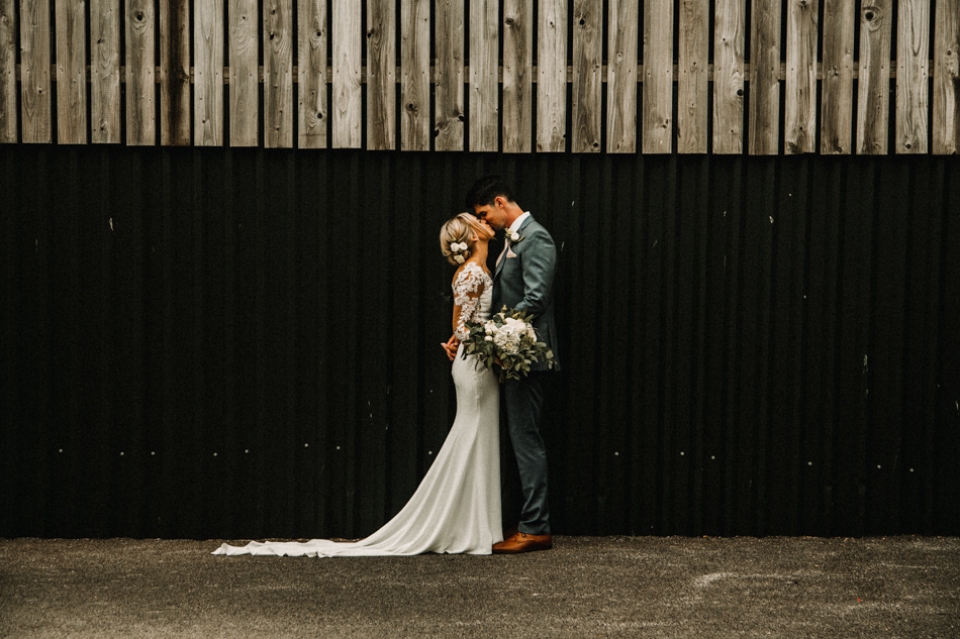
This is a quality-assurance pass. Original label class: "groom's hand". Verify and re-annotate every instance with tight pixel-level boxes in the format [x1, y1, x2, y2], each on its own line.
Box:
[441, 335, 460, 361]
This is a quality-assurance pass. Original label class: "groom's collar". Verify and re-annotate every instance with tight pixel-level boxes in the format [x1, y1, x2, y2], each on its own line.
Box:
[508, 211, 531, 235]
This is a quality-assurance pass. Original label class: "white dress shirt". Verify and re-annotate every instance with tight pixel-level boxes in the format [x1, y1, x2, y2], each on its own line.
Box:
[498, 211, 531, 266]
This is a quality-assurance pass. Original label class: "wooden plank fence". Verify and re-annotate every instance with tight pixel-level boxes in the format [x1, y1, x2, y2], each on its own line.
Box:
[0, 0, 958, 154]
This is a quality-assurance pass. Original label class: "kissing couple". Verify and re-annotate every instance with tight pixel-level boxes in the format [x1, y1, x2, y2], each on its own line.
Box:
[215, 176, 560, 557]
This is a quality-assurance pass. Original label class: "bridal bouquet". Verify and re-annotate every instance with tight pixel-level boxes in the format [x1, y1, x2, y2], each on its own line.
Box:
[462, 307, 556, 381]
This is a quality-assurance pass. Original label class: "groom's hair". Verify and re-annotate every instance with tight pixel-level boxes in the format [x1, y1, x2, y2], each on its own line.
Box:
[465, 175, 516, 209]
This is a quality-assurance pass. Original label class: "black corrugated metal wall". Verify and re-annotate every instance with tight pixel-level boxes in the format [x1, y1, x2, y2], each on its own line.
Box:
[2, 147, 958, 538]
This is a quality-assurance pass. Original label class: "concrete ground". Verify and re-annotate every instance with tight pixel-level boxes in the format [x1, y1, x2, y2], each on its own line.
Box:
[1, 536, 958, 638]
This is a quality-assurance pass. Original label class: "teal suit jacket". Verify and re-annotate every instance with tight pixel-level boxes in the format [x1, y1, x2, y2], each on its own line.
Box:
[492, 215, 560, 371]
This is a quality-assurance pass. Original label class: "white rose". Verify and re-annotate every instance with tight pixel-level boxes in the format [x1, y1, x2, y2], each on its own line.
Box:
[454, 254, 465, 264]
[505, 318, 524, 330]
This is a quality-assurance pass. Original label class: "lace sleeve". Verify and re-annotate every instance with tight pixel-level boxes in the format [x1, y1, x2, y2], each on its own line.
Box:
[453, 263, 486, 341]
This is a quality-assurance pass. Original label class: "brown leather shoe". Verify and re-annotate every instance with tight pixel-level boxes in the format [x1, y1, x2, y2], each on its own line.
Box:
[492, 531, 553, 554]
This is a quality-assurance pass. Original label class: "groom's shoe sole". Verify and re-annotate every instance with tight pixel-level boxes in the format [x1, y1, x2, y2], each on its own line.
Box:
[492, 532, 552, 554]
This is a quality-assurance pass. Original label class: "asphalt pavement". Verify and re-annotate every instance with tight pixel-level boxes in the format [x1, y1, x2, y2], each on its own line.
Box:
[1, 536, 958, 638]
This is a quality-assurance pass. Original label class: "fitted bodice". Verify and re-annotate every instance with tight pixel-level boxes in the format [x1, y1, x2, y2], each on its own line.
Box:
[453, 262, 493, 341]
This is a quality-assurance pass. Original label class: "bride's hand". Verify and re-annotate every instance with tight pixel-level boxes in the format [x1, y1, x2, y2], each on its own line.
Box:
[441, 335, 460, 361]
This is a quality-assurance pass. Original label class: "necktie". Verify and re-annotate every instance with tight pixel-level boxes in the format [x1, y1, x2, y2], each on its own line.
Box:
[497, 238, 509, 267]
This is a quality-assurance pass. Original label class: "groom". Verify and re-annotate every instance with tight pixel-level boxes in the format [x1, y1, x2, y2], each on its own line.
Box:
[467, 175, 559, 554]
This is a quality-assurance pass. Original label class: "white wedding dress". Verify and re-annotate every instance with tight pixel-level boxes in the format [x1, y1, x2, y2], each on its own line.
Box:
[213, 262, 501, 557]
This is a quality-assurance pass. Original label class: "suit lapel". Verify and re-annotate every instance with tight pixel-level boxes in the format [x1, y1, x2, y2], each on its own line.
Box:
[496, 215, 535, 280]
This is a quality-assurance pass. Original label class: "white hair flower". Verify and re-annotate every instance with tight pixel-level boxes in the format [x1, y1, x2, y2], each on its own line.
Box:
[454, 254, 465, 264]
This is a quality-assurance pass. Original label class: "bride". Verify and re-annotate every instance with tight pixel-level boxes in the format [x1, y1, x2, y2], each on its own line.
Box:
[214, 213, 501, 557]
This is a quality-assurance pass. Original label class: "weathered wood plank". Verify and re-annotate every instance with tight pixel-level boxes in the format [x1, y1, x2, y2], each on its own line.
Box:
[20, 0, 51, 143]
[748, 0, 780, 155]
[264, 0, 293, 148]
[55, 0, 87, 144]
[785, 0, 817, 154]
[713, 0, 744, 154]
[0, 0, 15, 143]
[933, 0, 960, 154]
[536, 0, 566, 153]
[502, 0, 532, 153]
[856, 1, 893, 155]
[896, 0, 929, 154]
[160, 0, 190, 146]
[229, 0, 258, 147]
[298, 0, 327, 149]
[365, 0, 393, 150]
[195, 0, 223, 146]
[469, 0, 498, 152]
[126, 0, 156, 145]
[606, 0, 637, 153]
[332, 0, 361, 148]
[573, 0, 602, 153]
[90, 0, 120, 143]
[401, 0, 429, 150]
[677, 0, 708, 153]
[820, 0, 855, 154]
[642, 0, 673, 153]
[434, 0, 464, 151]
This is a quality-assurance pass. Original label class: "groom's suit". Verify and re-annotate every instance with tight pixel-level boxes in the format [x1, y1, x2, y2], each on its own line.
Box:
[492, 213, 559, 536]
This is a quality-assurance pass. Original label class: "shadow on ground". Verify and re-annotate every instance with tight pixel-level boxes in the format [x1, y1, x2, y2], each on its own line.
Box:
[1, 536, 958, 638]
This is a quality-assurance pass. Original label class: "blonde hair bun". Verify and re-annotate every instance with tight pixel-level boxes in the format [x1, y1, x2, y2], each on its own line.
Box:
[439, 213, 484, 266]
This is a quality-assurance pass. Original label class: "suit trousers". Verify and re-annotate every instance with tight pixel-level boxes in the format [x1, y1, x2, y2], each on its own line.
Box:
[503, 371, 550, 535]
